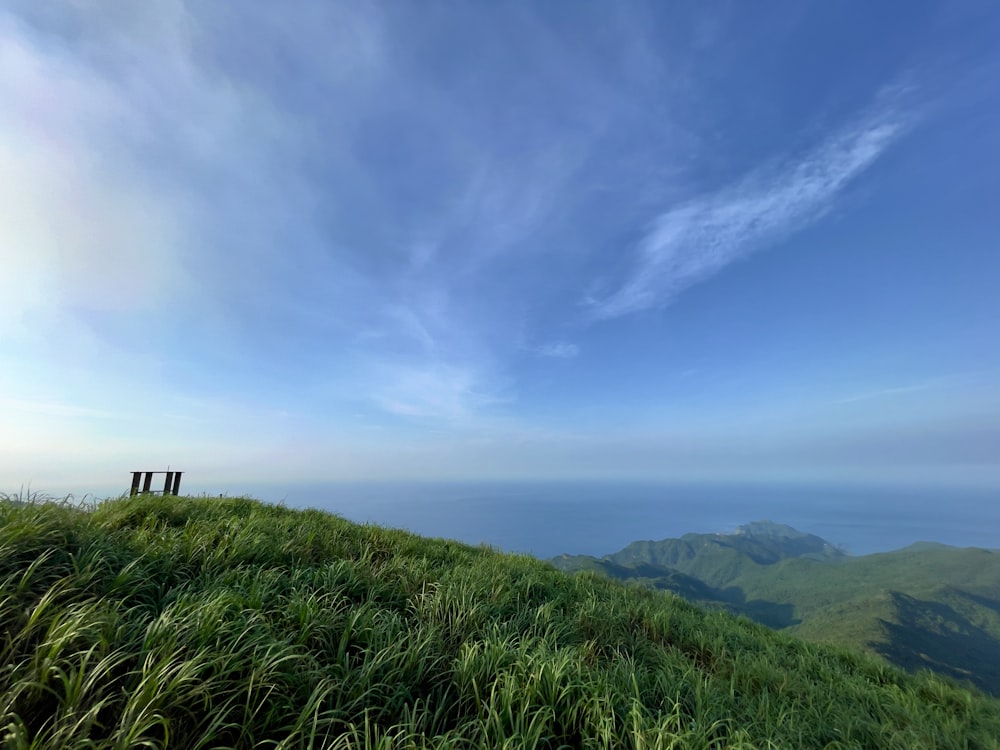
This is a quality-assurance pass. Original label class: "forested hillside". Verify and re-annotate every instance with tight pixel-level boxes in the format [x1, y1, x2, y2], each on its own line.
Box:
[553, 522, 1000, 695]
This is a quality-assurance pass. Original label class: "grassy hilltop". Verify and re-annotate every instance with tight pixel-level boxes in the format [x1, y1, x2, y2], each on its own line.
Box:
[551, 522, 1000, 696]
[2, 495, 999, 749]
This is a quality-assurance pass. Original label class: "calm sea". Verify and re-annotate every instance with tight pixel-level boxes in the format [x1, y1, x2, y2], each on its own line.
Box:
[242, 480, 1000, 559]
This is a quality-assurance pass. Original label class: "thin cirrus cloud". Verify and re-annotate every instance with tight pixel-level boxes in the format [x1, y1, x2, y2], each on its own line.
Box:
[373, 362, 510, 422]
[590, 105, 908, 319]
[0, 398, 122, 421]
[836, 383, 936, 405]
[535, 342, 581, 359]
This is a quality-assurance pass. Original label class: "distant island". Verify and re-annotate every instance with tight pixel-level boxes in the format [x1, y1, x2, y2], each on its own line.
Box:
[552, 520, 1000, 695]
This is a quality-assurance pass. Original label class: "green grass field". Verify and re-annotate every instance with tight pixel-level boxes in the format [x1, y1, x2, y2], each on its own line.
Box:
[2, 493, 999, 748]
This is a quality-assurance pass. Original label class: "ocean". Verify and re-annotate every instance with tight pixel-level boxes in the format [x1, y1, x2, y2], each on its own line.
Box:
[243, 480, 1000, 559]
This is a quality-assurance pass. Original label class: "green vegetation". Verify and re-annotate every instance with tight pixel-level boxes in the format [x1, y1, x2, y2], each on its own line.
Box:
[601, 522, 844, 588]
[2, 496, 999, 749]
[552, 522, 1000, 696]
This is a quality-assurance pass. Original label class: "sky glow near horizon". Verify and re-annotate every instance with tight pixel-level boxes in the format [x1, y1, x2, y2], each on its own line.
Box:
[1, 1, 999, 495]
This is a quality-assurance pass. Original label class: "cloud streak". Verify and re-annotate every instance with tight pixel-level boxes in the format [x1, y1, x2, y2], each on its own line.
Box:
[374, 362, 509, 422]
[590, 106, 907, 319]
[0, 398, 121, 421]
[536, 342, 581, 359]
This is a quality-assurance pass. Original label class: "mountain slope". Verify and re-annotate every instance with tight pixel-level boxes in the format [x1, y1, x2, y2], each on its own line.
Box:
[553, 522, 1000, 695]
[602, 521, 844, 587]
[2, 495, 999, 749]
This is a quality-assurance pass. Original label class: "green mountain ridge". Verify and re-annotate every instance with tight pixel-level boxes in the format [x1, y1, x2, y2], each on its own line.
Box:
[551, 521, 1000, 696]
[596, 520, 845, 588]
[3, 495, 999, 748]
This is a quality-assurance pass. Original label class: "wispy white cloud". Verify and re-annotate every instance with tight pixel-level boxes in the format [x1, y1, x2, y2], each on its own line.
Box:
[0, 398, 121, 420]
[833, 372, 994, 405]
[0, 1, 693, 434]
[373, 362, 510, 422]
[535, 342, 580, 359]
[590, 104, 908, 319]
[836, 383, 935, 405]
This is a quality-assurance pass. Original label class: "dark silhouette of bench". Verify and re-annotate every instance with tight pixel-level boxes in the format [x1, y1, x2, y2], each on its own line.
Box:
[129, 471, 183, 496]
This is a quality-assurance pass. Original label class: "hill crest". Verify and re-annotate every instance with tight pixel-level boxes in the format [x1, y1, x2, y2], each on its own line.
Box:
[2, 493, 999, 747]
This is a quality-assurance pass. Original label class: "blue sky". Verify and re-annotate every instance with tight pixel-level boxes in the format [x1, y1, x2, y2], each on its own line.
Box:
[2, 1, 999, 494]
